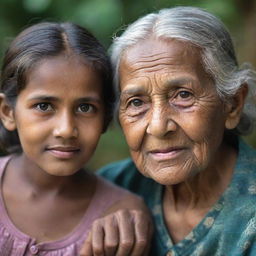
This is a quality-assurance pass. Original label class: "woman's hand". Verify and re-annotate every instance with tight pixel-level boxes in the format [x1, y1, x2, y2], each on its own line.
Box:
[79, 209, 153, 256]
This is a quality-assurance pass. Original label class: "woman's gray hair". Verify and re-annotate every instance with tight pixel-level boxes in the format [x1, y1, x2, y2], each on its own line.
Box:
[111, 6, 256, 135]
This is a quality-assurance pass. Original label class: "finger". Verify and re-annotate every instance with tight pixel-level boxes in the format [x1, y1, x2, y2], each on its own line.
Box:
[91, 220, 105, 256]
[115, 210, 134, 256]
[130, 210, 150, 256]
[144, 219, 154, 256]
[103, 215, 119, 256]
[79, 232, 93, 256]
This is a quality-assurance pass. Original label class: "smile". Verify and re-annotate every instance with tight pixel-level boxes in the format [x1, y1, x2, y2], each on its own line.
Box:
[148, 147, 186, 161]
[46, 146, 80, 159]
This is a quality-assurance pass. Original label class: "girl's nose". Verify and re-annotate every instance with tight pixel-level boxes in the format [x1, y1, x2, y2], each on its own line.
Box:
[53, 111, 78, 139]
[146, 104, 177, 137]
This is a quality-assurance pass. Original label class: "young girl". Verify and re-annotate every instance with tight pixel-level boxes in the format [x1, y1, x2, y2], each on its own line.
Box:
[0, 22, 151, 255]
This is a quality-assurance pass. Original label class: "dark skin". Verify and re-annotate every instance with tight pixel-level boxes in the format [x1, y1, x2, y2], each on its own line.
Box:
[3, 155, 151, 255]
[162, 141, 237, 242]
[0, 54, 152, 255]
[0, 55, 105, 242]
[118, 37, 248, 243]
[2, 155, 96, 242]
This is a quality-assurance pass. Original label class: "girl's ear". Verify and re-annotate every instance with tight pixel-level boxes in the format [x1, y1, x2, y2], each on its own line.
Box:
[225, 84, 248, 130]
[0, 93, 16, 131]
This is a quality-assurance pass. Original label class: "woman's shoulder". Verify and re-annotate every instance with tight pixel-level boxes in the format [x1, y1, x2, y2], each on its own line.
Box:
[97, 158, 136, 176]
[97, 158, 139, 187]
[97, 158, 160, 205]
[97, 158, 153, 190]
[237, 139, 256, 171]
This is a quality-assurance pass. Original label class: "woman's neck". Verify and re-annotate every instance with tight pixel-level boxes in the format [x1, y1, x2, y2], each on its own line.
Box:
[163, 141, 238, 243]
[164, 141, 237, 211]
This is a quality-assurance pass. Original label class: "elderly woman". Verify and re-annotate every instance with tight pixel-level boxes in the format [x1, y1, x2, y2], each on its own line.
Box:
[99, 6, 256, 256]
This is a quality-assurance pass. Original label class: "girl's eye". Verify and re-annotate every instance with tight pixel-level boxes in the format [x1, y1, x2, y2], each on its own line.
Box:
[35, 103, 53, 112]
[78, 103, 94, 113]
[129, 99, 144, 107]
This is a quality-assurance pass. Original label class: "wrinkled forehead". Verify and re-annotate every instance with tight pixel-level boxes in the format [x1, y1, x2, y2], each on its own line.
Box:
[121, 37, 202, 69]
[119, 37, 212, 90]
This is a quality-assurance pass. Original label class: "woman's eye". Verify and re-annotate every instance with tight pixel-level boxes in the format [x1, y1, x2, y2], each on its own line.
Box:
[129, 99, 144, 107]
[35, 103, 52, 112]
[177, 91, 192, 99]
[172, 90, 195, 107]
[78, 103, 94, 113]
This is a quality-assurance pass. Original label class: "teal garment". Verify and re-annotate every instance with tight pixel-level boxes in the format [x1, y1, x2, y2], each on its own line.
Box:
[98, 140, 256, 256]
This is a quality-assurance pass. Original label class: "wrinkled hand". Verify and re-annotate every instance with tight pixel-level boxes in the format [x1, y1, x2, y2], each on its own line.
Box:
[79, 209, 153, 256]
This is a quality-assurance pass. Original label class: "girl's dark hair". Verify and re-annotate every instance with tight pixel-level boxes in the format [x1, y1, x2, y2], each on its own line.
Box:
[0, 22, 115, 154]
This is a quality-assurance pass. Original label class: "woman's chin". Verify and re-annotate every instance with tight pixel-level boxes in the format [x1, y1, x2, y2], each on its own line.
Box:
[143, 165, 198, 186]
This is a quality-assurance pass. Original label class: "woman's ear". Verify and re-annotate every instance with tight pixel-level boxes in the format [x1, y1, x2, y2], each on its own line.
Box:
[225, 84, 248, 130]
[0, 93, 16, 131]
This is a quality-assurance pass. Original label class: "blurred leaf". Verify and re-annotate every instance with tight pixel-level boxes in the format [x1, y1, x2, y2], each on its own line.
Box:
[70, 0, 122, 46]
[23, 0, 52, 13]
[88, 123, 129, 171]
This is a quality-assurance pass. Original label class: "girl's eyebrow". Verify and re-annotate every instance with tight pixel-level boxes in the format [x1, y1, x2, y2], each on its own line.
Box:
[76, 97, 102, 104]
[28, 95, 102, 103]
[28, 95, 59, 102]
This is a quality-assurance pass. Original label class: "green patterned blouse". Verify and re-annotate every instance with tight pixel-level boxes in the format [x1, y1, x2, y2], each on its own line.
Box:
[98, 139, 256, 256]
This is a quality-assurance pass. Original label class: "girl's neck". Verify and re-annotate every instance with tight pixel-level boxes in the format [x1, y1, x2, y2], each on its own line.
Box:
[2, 152, 97, 243]
[9, 153, 93, 195]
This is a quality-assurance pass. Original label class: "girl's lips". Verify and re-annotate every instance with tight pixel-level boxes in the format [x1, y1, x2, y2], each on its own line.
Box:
[46, 147, 80, 159]
[148, 147, 186, 161]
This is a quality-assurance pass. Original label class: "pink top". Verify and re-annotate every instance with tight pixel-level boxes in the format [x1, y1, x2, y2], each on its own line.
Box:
[0, 156, 132, 255]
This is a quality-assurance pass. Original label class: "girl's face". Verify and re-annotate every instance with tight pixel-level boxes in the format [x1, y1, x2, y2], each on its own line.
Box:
[10, 55, 105, 176]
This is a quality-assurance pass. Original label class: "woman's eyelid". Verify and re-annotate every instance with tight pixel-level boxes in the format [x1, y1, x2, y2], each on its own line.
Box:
[127, 97, 147, 108]
[169, 93, 195, 110]
[128, 93, 149, 102]
[174, 88, 194, 99]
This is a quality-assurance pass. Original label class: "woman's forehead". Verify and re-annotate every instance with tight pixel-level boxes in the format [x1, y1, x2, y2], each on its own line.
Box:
[122, 37, 200, 67]
[119, 37, 212, 91]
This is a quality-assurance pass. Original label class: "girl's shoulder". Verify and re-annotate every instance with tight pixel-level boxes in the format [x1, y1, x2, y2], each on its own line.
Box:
[0, 155, 12, 175]
[96, 175, 148, 217]
[93, 175, 137, 210]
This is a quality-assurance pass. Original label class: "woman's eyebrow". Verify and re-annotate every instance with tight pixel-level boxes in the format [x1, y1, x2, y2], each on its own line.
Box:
[164, 77, 195, 87]
[120, 77, 195, 96]
[121, 87, 147, 96]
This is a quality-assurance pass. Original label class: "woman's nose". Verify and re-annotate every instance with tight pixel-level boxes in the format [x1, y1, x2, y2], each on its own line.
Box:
[53, 111, 78, 139]
[146, 104, 177, 137]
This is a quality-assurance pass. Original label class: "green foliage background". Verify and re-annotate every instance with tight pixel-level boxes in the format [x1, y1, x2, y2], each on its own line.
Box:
[0, 0, 255, 170]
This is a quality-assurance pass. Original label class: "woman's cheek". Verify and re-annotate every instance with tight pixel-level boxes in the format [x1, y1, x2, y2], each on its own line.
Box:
[120, 115, 147, 152]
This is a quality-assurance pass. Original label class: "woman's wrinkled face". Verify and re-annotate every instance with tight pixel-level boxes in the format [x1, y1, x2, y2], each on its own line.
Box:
[118, 38, 231, 185]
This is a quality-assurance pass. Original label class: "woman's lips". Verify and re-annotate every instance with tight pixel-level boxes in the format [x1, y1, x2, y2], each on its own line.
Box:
[46, 146, 80, 159]
[148, 147, 185, 161]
